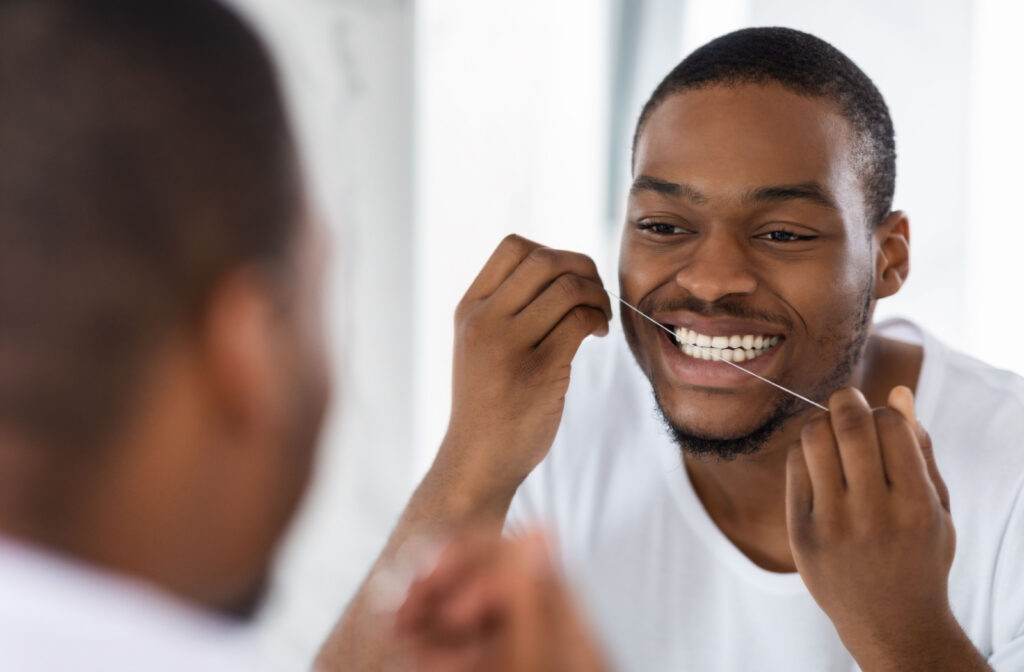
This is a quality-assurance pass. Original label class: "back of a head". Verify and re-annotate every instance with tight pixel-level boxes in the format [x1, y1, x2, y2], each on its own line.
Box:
[634, 27, 896, 227]
[0, 0, 300, 473]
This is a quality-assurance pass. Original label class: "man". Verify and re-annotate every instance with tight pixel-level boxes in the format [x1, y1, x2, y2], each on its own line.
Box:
[337, 28, 1024, 671]
[0, 1, 603, 670]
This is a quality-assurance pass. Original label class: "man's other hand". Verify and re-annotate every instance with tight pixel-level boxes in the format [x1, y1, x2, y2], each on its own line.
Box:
[395, 530, 608, 672]
[785, 386, 989, 671]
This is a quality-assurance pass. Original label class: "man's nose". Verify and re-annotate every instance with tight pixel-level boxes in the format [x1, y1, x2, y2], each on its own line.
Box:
[673, 232, 758, 303]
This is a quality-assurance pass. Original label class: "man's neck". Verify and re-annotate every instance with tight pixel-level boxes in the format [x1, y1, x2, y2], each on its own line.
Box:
[682, 333, 924, 573]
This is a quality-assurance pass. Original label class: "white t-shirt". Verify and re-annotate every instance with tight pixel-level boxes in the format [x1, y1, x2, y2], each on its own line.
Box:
[0, 536, 277, 671]
[508, 319, 1024, 672]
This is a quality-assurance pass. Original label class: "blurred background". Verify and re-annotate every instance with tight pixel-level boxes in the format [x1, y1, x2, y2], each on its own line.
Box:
[228, 0, 1023, 666]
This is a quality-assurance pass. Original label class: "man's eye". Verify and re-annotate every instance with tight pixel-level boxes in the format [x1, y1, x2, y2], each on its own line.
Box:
[638, 222, 687, 235]
[759, 230, 814, 243]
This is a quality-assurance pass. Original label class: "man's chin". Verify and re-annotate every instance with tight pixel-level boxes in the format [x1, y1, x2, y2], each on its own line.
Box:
[654, 389, 799, 461]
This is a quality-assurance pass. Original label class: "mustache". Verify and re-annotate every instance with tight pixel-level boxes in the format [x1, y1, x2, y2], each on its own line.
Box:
[637, 295, 795, 332]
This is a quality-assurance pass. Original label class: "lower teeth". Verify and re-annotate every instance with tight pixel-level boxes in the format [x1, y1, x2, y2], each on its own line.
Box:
[676, 343, 775, 362]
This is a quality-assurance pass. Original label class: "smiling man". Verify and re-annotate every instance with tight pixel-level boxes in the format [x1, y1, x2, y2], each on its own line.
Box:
[336, 27, 1024, 671]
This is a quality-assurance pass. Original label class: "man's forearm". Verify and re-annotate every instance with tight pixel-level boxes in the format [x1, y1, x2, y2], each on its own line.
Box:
[313, 452, 517, 671]
[854, 614, 993, 672]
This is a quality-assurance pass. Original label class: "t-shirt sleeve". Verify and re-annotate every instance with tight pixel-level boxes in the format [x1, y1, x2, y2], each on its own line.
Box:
[988, 479, 1024, 671]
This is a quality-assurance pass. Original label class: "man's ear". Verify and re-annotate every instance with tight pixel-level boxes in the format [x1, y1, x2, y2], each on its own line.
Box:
[874, 210, 910, 300]
[199, 269, 282, 438]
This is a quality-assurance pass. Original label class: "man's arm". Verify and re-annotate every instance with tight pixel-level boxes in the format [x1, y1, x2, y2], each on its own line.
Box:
[786, 386, 992, 672]
[314, 234, 611, 670]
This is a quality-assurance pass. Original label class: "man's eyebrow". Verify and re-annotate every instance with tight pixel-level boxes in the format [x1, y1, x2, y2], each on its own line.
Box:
[744, 182, 838, 210]
[630, 175, 709, 205]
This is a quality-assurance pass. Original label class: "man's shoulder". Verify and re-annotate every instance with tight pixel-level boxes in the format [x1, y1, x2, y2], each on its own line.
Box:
[0, 538, 271, 672]
[922, 332, 1024, 447]
[914, 327, 1024, 517]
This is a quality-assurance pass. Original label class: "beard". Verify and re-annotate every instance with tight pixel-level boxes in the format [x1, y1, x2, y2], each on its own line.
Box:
[629, 282, 874, 461]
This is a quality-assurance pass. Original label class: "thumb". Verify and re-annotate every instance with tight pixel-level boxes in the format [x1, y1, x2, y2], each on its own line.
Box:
[887, 385, 950, 512]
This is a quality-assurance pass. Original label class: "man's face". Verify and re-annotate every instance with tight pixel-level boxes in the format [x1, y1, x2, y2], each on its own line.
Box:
[620, 83, 876, 457]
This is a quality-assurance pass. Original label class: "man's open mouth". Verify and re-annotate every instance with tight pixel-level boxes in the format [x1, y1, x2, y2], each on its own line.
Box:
[665, 325, 781, 363]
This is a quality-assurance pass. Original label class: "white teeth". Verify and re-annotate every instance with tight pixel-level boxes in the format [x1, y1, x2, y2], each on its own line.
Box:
[670, 326, 781, 363]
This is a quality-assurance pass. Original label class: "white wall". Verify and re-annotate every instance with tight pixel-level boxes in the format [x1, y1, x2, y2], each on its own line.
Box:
[967, 0, 1024, 371]
[412, 0, 614, 473]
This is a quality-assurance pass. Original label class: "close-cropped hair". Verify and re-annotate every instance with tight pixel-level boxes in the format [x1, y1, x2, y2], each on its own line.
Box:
[633, 27, 896, 228]
[0, 0, 300, 456]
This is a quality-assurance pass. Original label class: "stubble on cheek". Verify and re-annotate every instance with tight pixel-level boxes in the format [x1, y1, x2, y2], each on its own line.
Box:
[798, 279, 874, 403]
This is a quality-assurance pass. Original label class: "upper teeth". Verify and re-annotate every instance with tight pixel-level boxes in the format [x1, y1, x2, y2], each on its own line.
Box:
[673, 327, 779, 362]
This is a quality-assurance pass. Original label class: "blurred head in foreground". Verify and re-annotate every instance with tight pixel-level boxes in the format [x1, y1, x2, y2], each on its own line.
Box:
[0, 0, 330, 617]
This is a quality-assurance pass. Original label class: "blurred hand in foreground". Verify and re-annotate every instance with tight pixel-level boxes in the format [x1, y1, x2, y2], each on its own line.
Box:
[395, 530, 608, 672]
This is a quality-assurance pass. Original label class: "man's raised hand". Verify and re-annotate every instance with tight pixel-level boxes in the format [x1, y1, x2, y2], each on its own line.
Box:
[438, 234, 611, 510]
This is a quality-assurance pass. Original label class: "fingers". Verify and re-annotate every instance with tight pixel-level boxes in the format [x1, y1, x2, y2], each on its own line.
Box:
[396, 533, 497, 635]
[397, 530, 568, 672]
[887, 385, 916, 425]
[462, 234, 542, 303]
[886, 386, 950, 512]
[457, 235, 611, 355]
[873, 406, 930, 501]
[826, 388, 887, 498]
[490, 245, 611, 319]
[786, 442, 813, 520]
[799, 386, 949, 515]
[514, 272, 611, 347]
[533, 304, 610, 363]
[916, 425, 951, 511]
[799, 412, 845, 509]
[502, 534, 562, 672]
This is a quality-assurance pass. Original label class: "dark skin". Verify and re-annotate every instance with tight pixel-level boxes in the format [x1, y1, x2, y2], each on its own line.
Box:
[0, 218, 331, 617]
[621, 83, 916, 573]
[621, 83, 988, 670]
[331, 85, 991, 670]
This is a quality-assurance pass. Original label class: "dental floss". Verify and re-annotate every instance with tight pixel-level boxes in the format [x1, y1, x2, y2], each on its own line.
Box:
[604, 289, 829, 412]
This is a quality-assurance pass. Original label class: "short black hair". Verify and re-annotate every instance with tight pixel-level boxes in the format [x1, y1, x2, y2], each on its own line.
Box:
[633, 27, 896, 227]
[0, 0, 301, 457]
